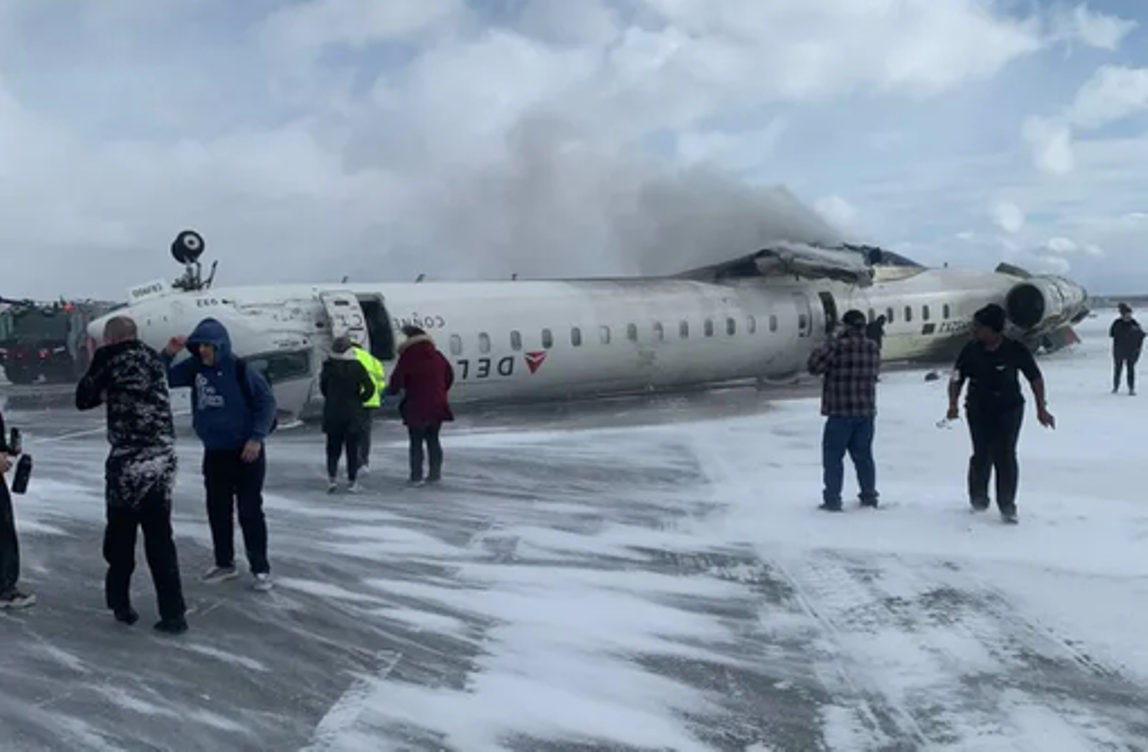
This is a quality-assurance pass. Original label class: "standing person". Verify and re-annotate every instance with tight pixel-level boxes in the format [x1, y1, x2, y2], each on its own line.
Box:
[76, 316, 187, 633]
[385, 326, 454, 485]
[865, 314, 886, 351]
[807, 309, 882, 511]
[161, 317, 277, 591]
[947, 303, 1055, 524]
[350, 341, 386, 473]
[1109, 303, 1144, 395]
[0, 409, 34, 609]
[321, 337, 375, 493]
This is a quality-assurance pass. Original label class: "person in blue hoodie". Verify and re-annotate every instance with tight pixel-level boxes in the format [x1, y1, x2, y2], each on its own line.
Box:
[161, 318, 277, 592]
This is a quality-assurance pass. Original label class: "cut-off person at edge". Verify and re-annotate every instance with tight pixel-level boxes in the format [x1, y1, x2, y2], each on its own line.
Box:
[807, 309, 882, 511]
[161, 317, 278, 591]
[384, 325, 454, 485]
[320, 336, 376, 493]
[1109, 302, 1144, 395]
[947, 303, 1055, 525]
[76, 315, 187, 633]
[0, 409, 34, 609]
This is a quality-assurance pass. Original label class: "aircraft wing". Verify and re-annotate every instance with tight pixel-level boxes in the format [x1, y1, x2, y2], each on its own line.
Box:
[677, 241, 875, 286]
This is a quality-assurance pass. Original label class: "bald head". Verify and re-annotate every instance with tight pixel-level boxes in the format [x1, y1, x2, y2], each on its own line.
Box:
[102, 316, 138, 345]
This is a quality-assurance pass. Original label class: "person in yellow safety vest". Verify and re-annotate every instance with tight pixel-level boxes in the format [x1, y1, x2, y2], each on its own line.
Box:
[351, 342, 386, 473]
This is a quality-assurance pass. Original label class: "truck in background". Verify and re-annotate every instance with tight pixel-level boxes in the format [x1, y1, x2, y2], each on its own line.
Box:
[0, 297, 122, 384]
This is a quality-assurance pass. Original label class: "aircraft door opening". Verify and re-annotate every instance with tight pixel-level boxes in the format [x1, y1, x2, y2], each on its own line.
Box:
[318, 290, 370, 349]
[792, 293, 812, 338]
[356, 294, 396, 361]
[818, 292, 838, 334]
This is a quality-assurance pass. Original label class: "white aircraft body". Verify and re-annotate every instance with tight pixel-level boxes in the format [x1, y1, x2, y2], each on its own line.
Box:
[87, 232, 1090, 421]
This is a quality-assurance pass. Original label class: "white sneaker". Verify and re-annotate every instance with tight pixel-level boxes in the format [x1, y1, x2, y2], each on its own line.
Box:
[252, 573, 273, 592]
[358, 464, 370, 476]
[327, 480, 337, 494]
[347, 481, 359, 493]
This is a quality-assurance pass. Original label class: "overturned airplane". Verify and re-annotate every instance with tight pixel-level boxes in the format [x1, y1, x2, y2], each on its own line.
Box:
[89, 231, 1089, 421]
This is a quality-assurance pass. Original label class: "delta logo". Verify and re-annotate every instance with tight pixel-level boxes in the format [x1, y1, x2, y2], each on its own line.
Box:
[524, 350, 547, 374]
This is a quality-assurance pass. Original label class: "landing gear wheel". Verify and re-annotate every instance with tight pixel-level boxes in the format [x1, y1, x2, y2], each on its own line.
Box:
[171, 230, 205, 265]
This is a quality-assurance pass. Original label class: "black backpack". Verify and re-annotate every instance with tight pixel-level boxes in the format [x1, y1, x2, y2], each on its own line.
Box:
[191, 358, 278, 434]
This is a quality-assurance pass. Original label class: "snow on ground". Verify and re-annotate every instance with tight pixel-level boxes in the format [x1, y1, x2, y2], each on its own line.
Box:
[1, 310, 1146, 751]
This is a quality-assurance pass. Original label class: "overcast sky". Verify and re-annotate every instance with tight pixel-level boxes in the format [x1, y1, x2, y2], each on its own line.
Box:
[0, 0, 1145, 300]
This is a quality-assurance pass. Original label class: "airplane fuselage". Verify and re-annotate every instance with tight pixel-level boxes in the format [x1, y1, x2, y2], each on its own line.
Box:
[90, 263, 1087, 421]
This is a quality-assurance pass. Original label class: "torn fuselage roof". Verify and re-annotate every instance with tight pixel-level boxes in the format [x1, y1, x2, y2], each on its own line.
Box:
[678, 240, 880, 286]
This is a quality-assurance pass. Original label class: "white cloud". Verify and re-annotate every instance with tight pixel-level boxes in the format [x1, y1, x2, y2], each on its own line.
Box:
[814, 195, 859, 230]
[1068, 65, 1148, 129]
[259, 0, 463, 53]
[1023, 64, 1148, 176]
[1022, 115, 1077, 175]
[992, 201, 1026, 233]
[0, 0, 1142, 299]
[1048, 3, 1138, 50]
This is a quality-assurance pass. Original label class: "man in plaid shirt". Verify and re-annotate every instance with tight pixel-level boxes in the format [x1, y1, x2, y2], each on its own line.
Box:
[807, 309, 881, 511]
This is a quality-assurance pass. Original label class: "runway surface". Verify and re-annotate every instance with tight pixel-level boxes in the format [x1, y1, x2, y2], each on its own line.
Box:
[1, 317, 1146, 751]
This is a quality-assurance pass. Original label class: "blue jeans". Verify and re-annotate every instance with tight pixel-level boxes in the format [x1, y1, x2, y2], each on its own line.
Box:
[822, 415, 877, 507]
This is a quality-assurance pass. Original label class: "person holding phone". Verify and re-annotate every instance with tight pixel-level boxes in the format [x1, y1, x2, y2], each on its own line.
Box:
[0, 409, 34, 609]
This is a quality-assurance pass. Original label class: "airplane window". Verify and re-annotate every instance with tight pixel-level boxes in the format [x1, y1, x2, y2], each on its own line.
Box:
[799, 314, 808, 330]
[769, 315, 778, 332]
[904, 306, 912, 322]
[704, 319, 714, 337]
[627, 323, 638, 342]
[679, 320, 689, 338]
[922, 305, 930, 322]
[886, 308, 894, 323]
[570, 327, 581, 347]
[600, 325, 611, 344]
[243, 348, 312, 385]
[450, 334, 462, 355]
[479, 333, 491, 354]
[943, 304, 951, 319]
[726, 317, 736, 336]
[747, 315, 756, 334]
[542, 328, 553, 349]
[510, 330, 522, 351]
[653, 322, 664, 341]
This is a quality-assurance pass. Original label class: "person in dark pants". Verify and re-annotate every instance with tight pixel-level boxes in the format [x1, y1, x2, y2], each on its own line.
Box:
[947, 303, 1056, 524]
[385, 326, 455, 485]
[865, 314, 886, 350]
[161, 317, 277, 591]
[807, 309, 882, 511]
[350, 342, 386, 473]
[76, 315, 187, 633]
[1109, 303, 1144, 395]
[0, 410, 34, 609]
[321, 337, 375, 493]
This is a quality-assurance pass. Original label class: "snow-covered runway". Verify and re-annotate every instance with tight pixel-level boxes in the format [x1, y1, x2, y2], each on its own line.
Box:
[1, 311, 1145, 751]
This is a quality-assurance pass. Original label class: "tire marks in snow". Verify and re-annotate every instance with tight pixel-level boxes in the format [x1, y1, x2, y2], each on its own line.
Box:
[771, 550, 1148, 750]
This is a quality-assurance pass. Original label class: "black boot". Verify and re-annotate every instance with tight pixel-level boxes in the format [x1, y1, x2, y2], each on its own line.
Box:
[114, 606, 139, 625]
[154, 616, 188, 634]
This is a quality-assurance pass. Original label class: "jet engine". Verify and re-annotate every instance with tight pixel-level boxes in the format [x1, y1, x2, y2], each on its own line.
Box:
[1003, 274, 1089, 334]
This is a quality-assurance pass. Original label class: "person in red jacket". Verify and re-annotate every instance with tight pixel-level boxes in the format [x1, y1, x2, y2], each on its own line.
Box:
[384, 326, 455, 484]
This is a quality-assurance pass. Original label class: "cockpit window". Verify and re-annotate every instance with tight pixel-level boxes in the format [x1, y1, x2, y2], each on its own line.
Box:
[243, 348, 312, 384]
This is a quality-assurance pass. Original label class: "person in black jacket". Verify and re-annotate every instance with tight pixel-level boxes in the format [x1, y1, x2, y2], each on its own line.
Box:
[320, 336, 375, 493]
[75, 315, 187, 634]
[1109, 303, 1144, 395]
[946, 304, 1056, 524]
[0, 409, 34, 609]
[865, 314, 886, 351]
